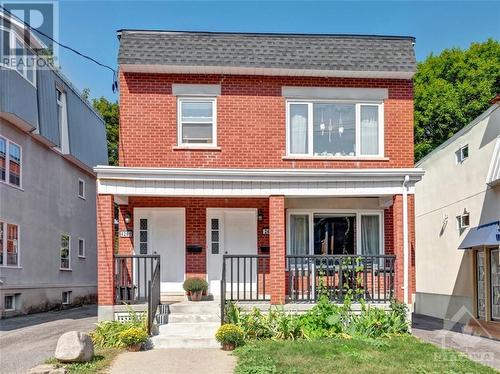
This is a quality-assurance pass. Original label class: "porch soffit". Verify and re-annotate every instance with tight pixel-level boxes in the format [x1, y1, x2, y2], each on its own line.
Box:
[95, 166, 423, 197]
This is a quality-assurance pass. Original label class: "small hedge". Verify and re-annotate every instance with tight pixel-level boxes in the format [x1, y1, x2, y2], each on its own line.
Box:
[215, 323, 244, 347]
[90, 310, 148, 348]
[183, 277, 208, 293]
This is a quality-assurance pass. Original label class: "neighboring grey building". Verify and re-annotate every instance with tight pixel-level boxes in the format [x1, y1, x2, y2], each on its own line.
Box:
[415, 97, 500, 334]
[0, 14, 108, 317]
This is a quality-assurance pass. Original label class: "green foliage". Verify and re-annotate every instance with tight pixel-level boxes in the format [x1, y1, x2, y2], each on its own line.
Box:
[182, 277, 208, 293]
[46, 347, 122, 374]
[215, 323, 245, 346]
[90, 309, 147, 348]
[118, 327, 149, 346]
[414, 38, 500, 161]
[225, 297, 409, 343]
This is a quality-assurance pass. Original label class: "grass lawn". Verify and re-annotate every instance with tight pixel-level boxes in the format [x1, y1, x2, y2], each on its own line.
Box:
[46, 347, 123, 374]
[233, 335, 497, 374]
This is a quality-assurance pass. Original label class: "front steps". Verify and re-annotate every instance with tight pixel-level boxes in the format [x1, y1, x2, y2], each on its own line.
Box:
[151, 300, 221, 349]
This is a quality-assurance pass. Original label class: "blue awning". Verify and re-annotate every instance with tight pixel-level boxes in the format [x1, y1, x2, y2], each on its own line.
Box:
[458, 221, 500, 249]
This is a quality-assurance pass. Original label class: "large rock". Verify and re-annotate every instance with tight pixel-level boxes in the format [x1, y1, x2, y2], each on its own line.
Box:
[54, 331, 94, 363]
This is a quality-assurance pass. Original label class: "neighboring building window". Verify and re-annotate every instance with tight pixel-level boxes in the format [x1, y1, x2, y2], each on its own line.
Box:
[78, 178, 85, 199]
[287, 101, 383, 157]
[9, 142, 21, 187]
[78, 238, 85, 258]
[62, 291, 72, 305]
[60, 233, 70, 269]
[178, 98, 217, 146]
[0, 27, 36, 86]
[56, 87, 69, 152]
[0, 137, 6, 181]
[456, 212, 470, 230]
[0, 136, 22, 188]
[4, 295, 15, 311]
[0, 222, 19, 266]
[139, 219, 148, 254]
[456, 145, 469, 164]
[491, 249, 500, 320]
[211, 218, 220, 254]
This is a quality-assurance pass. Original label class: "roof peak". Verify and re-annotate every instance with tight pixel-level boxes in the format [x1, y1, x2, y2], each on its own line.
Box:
[116, 29, 415, 42]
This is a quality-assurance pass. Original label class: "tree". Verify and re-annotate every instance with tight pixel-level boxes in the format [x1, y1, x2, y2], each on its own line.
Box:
[91, 96, 119, 166]
[414, 38, 500, 161]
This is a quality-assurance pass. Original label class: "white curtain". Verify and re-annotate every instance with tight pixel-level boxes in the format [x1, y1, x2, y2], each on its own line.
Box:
[360, 106, 379, 155]
[290, 215, 309, 255]
[290, 106, 308, 154]
[360, 215, 380, 256]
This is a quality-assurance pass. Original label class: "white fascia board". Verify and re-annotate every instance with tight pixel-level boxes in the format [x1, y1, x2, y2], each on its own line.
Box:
[94, 166, 424, 183]
[120, 64, 415, 80]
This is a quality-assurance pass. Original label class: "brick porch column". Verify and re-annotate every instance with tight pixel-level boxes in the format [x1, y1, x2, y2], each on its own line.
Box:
[269, 195, 286, 305]
[97, 194, 115, 321]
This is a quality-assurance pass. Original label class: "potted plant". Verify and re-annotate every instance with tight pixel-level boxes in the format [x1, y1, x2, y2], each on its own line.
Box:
[119, 327, 149, 352]
[183, 277, 208, 301]
[215, 324, 244, 351]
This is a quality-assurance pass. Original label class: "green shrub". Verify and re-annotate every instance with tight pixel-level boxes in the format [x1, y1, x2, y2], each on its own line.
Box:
[183, 277, 208, 293]
[90, 309, 147, 348]
[215, 324, 244, 346]
[118, 327, 149, 346]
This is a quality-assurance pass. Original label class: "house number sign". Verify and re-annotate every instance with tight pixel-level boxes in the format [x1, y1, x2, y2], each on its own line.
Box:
[119, 230, 133, 238]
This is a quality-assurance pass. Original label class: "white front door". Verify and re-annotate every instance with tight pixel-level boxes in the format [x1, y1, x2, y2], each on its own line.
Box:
[207, 209, 258, 295]
[134, 208, 185, 293]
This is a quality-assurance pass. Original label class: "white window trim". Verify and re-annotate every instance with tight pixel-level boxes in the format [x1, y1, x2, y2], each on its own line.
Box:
[4, 295, 15, 311]
[286, 209, 384, 256]
[456, 213, 470, 230]
[78, 178, 85, 199]
[56, 87, 70, 153]
[60, 233, 71, 270]
[286, 100, 384, 158]
[77, 237, 85, 258]
[0, 136, 23, 189]
[0, 25, 37, 87]
[456, 144, 469, 164]
[0, 220, 21, 268]
[62, 291, 72, 305]
[177, 97, 217, 148]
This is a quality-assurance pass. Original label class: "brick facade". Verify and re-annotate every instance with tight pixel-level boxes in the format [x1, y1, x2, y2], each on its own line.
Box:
[118, 73, 413, 169]
[269, 196, 286, 304]
[97, 194, 115, 306]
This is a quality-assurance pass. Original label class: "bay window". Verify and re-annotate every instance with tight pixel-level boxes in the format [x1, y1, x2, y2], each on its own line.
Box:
[178, 98, 217, 146]
[287, 101, 383, 157]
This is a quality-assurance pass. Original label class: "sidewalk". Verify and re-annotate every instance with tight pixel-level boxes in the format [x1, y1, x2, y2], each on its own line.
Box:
[109, 348, 236, 374]
[412, 314, 500, 370]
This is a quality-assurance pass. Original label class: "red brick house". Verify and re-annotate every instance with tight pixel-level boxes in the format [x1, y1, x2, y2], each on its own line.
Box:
[95, 30, 423, 323]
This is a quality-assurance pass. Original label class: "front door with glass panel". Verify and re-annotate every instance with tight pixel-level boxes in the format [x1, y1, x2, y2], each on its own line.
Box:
[134, 208, 185, 294]
[207, 209, 258, 295]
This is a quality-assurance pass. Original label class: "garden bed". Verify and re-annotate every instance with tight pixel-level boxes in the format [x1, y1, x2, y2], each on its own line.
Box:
[233, 336, 497, 374]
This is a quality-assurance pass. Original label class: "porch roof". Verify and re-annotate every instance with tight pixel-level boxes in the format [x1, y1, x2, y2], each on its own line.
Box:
[95, 166, 424, 197]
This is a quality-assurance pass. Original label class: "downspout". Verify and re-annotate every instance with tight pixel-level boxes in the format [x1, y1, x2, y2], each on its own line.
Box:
[402, 175, 410, 306]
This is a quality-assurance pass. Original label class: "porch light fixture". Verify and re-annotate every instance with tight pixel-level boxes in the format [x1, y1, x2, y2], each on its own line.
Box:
[124, 212, 131, 225]
[258, 210, 264, 221]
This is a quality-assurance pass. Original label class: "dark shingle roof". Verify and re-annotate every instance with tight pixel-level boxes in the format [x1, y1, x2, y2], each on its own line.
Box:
[117, 30, 416, 75]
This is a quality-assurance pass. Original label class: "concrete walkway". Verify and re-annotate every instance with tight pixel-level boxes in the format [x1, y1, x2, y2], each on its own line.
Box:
[412, 314, 500, 370]
[0, 305, 97, 374]
[109, 348, 236, 374]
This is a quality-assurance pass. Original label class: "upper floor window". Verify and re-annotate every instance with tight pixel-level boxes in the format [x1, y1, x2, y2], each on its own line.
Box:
[60, 233, 71, 270]
[0, 27, 36, 86]
[287, 101, 383, 157]
[177, 98, 217, 147]
[56, 87, 69, 152]
[78, 178, 85, 199]
[0, 136, 22, 188]
[0, 221, 19, 267]
[456, 145, 469, 164]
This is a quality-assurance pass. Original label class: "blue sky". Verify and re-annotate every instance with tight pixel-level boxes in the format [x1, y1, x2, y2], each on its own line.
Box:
[55, 0, 500, 101]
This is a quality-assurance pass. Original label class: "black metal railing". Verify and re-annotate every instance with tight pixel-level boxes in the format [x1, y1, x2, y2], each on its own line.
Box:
[286, 254, 395, 303]
[114, 254, 160, 304]
[221, 254, 270, 322]
[147, 259, 161, 335]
